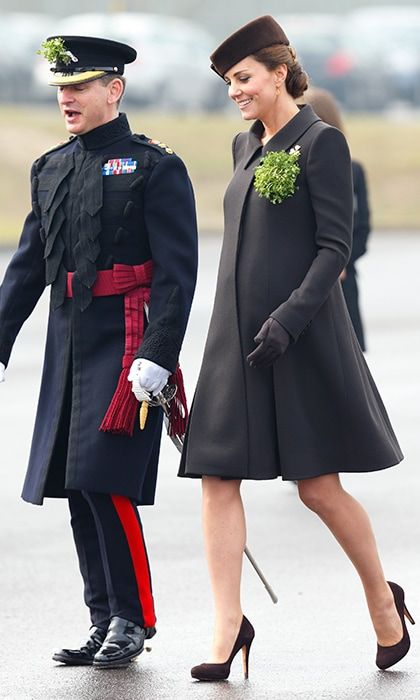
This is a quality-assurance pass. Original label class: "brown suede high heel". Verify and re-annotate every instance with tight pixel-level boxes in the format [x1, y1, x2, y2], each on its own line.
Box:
[191, 616, 255, 681]
[376, 581, 415, 670]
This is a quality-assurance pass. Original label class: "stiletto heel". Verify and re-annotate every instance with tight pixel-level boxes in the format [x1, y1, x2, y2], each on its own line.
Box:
[242, 639, 252, 679]
[376, 581, 415, 670]
[191, 616, 255, 681]
[404, 604, 415, 626]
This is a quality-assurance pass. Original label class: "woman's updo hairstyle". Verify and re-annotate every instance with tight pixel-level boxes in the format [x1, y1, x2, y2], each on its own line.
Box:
[252, 44, 308, 99]
[209, 16, 307, 98]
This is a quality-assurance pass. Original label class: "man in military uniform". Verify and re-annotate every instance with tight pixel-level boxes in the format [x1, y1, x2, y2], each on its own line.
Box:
[0, 36, 198, 668]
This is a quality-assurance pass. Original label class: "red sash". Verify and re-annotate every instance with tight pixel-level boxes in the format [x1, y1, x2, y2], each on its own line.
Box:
[66, 262, 187, 438]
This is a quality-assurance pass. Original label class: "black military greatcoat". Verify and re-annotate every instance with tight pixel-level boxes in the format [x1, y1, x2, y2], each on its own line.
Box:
[0, 113, 198, 504]
[179, 105, 402, 481]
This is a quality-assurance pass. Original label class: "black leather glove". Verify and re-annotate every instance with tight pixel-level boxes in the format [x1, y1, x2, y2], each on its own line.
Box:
[247, 317, 291, 368]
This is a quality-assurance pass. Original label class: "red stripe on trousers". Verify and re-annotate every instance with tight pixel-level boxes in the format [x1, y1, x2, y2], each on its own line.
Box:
[111, 495, 156, 627]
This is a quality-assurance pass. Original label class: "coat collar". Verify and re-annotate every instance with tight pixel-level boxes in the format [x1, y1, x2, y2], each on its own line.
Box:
[77, 112, 131, 150]
[243, 104, 321, 169]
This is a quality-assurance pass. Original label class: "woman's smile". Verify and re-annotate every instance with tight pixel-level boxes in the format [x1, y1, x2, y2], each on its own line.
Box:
[237, 97, 253, 110]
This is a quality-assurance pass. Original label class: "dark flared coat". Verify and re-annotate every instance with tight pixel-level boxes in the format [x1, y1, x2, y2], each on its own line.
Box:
[0, 114, 198, 505]
[341, 160, 371, 351]
[179, 105, 402, 481]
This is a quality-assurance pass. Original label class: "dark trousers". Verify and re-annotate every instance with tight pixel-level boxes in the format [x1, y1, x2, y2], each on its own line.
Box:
[68, 490, 156, 631]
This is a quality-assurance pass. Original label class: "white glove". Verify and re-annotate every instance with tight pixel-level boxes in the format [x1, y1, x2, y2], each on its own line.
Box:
[0, 362, 5, 383]
[128, 358, 170, 399]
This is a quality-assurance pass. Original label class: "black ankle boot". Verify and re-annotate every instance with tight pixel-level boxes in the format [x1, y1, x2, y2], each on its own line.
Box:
[53, 625, 108, 666]
[93, 616, 148, 668]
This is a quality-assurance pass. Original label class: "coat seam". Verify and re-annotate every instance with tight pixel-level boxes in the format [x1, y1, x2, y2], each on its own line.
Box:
[34, 327, 72, 502]
[328, 300, 349, 461]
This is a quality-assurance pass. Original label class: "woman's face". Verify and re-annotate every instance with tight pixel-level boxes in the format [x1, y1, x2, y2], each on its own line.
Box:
[224, 56, 285, 122]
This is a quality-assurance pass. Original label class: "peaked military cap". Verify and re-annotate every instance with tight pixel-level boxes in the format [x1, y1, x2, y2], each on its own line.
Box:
[45, 35, 137, 86]
[210, 15, 289, 78]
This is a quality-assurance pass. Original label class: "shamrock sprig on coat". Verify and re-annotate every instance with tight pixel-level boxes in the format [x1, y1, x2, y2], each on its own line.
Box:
[254, 145, 301, 204]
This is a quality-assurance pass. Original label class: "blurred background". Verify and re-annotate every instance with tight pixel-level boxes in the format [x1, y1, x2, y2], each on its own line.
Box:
[1, 7, 420, 697]
[0, 0, 419, 241]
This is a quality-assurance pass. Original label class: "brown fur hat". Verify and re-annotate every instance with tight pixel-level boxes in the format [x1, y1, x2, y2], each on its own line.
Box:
[210, 15, 289, 78]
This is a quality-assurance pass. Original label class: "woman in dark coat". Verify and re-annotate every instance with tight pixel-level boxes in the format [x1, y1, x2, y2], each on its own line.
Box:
[304, 87, 370, 350]
[179, 16, 412, 681]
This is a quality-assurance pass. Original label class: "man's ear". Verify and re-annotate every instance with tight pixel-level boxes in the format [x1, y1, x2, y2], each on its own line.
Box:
[107, 78, 124, 105]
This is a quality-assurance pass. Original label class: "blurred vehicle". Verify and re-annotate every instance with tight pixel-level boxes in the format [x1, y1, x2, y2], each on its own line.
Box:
[278, 12, 389, 111]
[32, 12, 220, 111]
[337, 7, 420, 107]
[0, 13, 55, 102]
[278, 14, 342, 91]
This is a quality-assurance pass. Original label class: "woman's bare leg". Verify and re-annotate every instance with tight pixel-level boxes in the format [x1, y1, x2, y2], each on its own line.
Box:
[298, 473, 403, 645]
[201, 476, 245, 662]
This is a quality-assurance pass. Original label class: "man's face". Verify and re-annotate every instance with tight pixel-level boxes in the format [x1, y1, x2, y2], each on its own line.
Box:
[57, 79, 116, 135]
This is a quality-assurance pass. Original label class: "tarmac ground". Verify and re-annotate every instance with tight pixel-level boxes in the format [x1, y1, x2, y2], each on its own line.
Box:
[0, 231, 419, 700]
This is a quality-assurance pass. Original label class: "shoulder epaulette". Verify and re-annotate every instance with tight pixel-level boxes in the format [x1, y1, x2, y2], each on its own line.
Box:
[131, 133, 175, 155]
[40, 136, 76, 158]
[33, 137, 75, 173]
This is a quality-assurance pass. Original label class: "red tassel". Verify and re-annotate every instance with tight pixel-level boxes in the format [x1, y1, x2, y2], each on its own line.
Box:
[168, 365, 188, 439]
[99, 367, 138, 436]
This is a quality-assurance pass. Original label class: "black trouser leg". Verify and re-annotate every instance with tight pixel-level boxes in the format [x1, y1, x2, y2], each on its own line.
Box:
[68, 490, 110, 630]
[82, 491, 156, 629]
